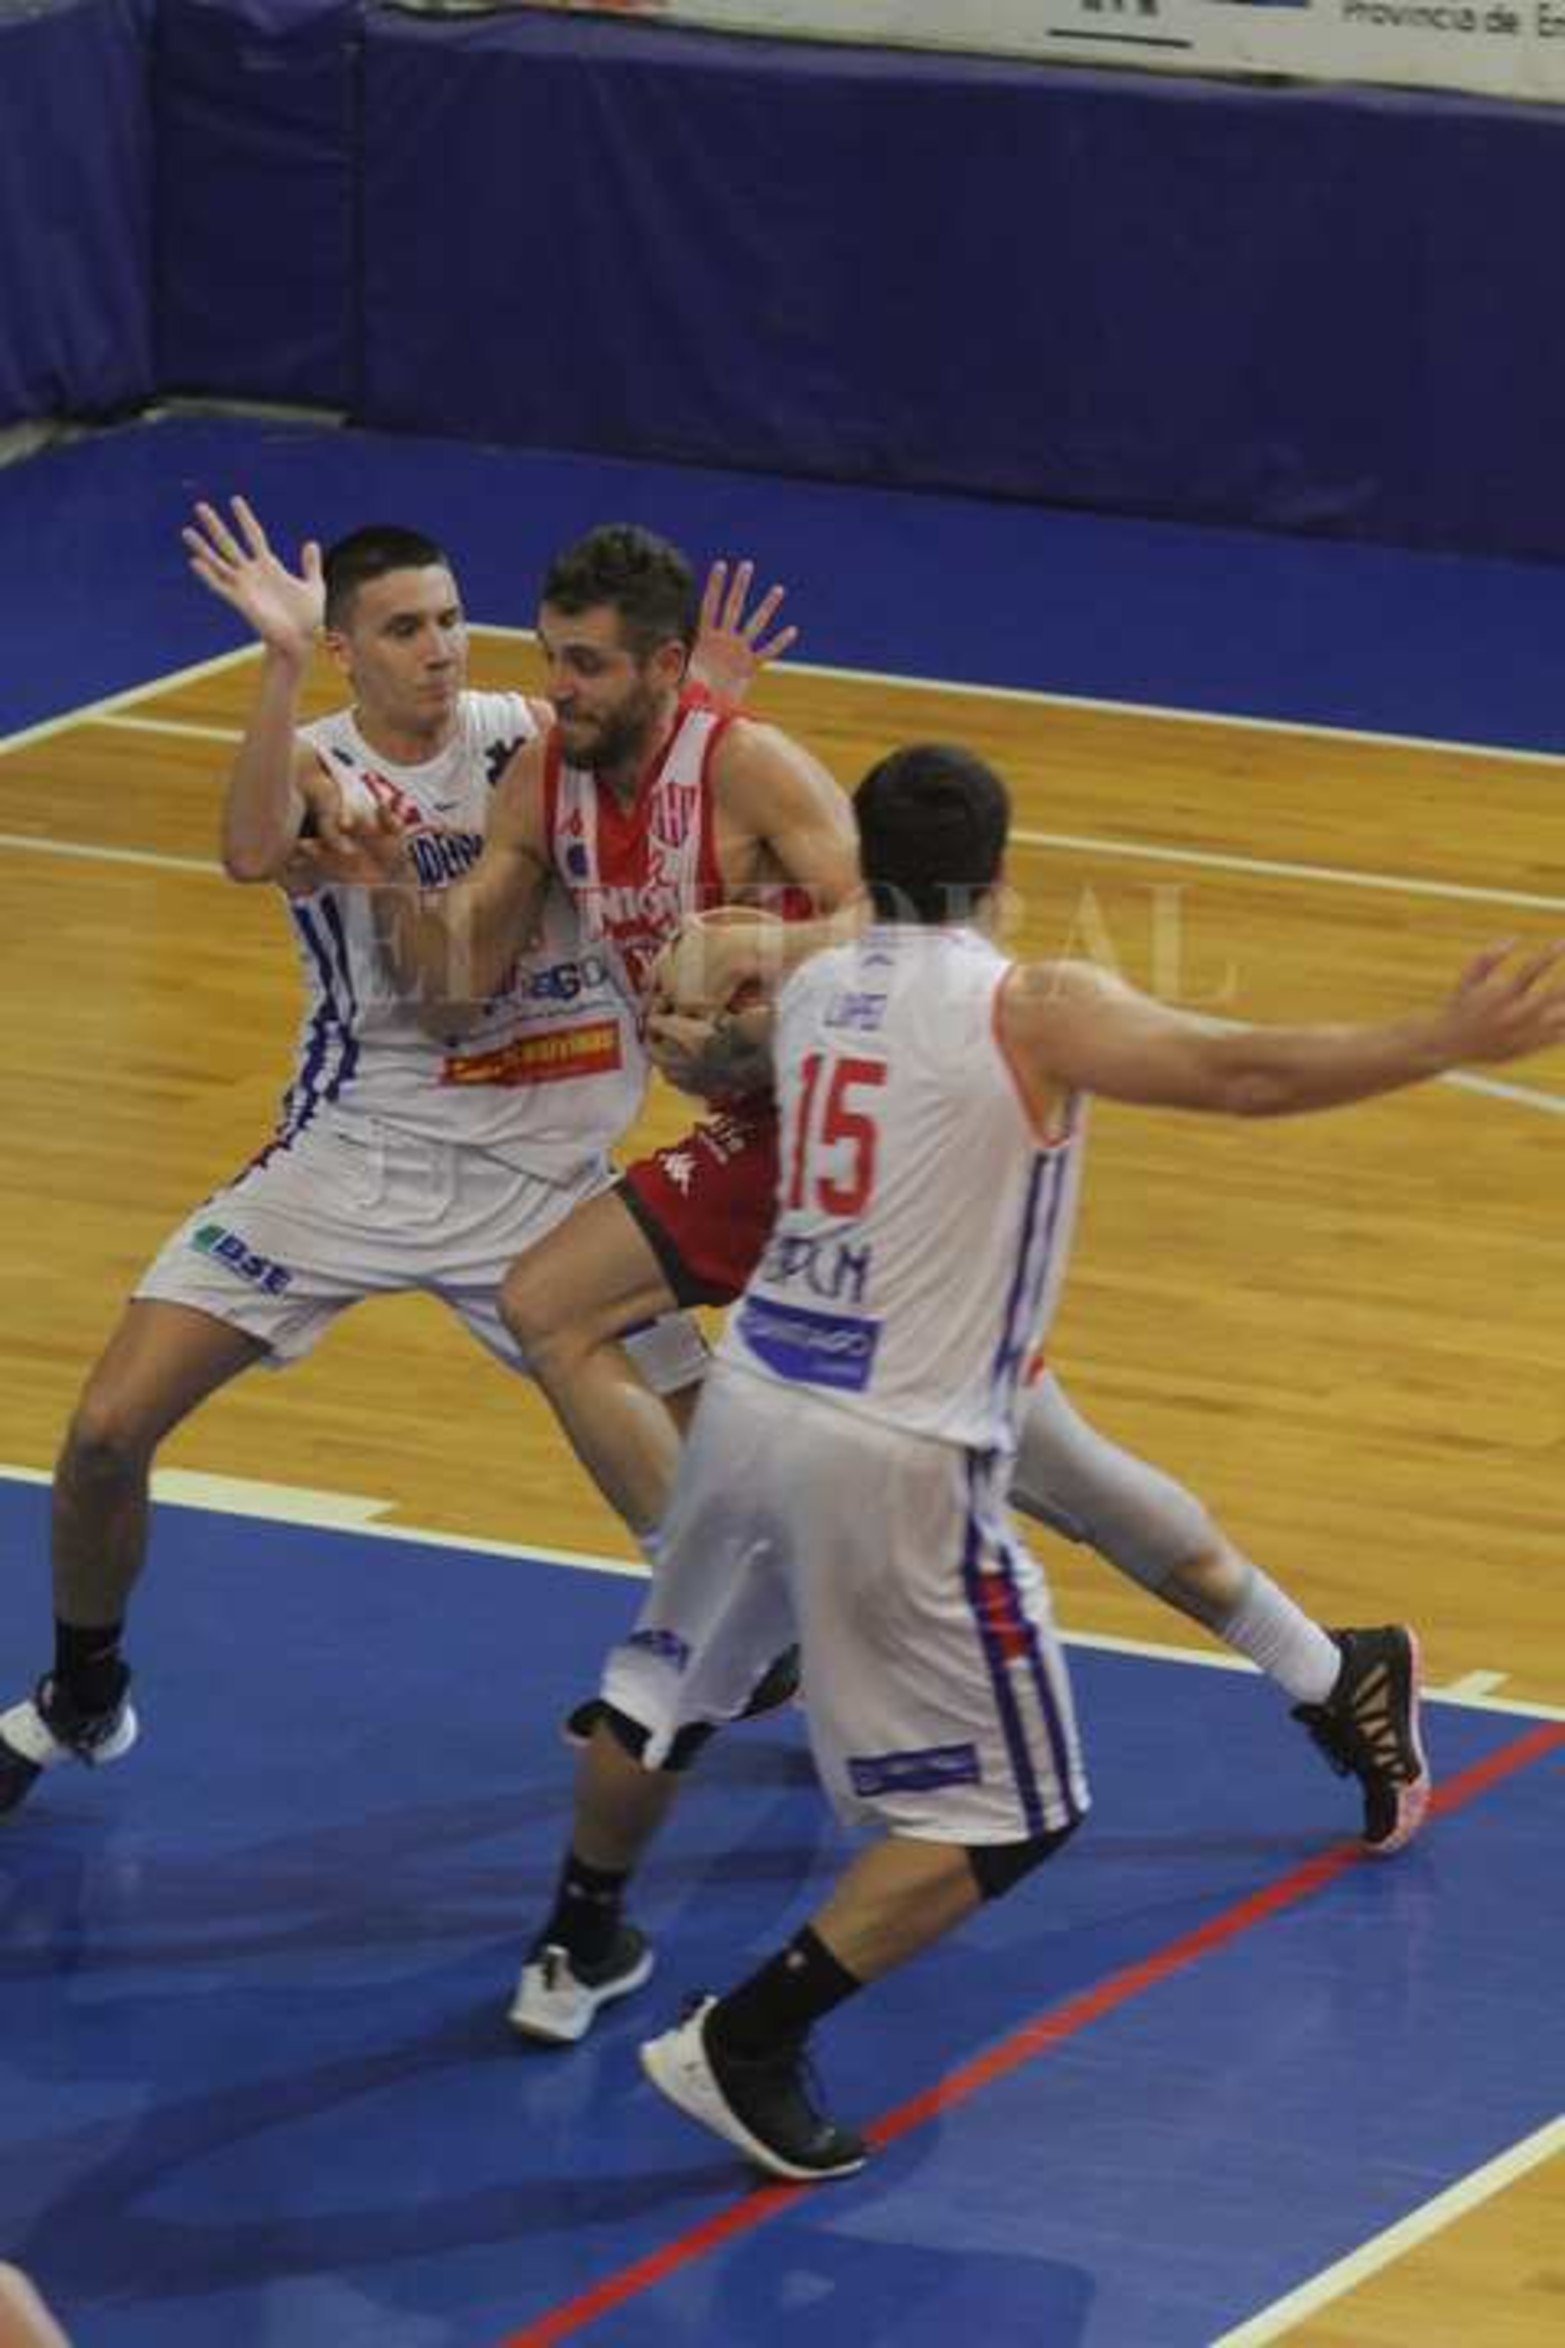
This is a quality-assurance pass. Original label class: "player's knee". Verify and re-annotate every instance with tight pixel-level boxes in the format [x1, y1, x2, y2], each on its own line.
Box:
[498, 1252, 572, 1359]
[1160, 1534, 1249, 1622]
[966, 1819, 1080, 1902]
[59, 1391, 157, 1492]
[599, 1702, 714, 1774]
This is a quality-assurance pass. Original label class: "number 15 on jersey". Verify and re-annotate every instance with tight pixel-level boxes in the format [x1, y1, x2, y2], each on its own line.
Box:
[784, 1052, 888, 1218]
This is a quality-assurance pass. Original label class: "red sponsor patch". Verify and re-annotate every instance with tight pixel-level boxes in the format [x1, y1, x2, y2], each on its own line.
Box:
[441, 1020, 623, 1087]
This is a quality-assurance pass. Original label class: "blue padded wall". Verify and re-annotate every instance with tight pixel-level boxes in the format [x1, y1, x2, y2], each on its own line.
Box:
[0, 0, 156, 424]
[358, 9, 1565, 561]
[2, 1, 1564, 563]
[154, 0, 360, 407]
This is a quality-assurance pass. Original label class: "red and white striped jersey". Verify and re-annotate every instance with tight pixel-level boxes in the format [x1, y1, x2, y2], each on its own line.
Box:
[542, 688, 732, 1016]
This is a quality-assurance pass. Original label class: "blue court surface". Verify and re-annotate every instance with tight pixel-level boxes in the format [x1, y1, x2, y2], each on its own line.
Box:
[2, 1474, 1560, 2348]
[5, 410, 1565, 751]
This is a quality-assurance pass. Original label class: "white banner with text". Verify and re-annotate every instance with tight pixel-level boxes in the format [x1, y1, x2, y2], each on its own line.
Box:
[532, 0, 1565, 105]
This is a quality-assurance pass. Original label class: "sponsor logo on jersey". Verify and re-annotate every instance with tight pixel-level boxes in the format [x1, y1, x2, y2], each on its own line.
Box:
[847, 1743, 982, 1798]
[407, 830, 484, 888]
[824, 989, 888, 1034]
[650, 779, 698, 852]
[440, 1019, 623, 1088]
[362, 772, 424, 829]
[484, 736, 522, 789]
[736, 1296, 880, 1392]
[510, 953, 612, 1006]
[191, 1223, 293, 1296]
[759, 1231, 873, 1309]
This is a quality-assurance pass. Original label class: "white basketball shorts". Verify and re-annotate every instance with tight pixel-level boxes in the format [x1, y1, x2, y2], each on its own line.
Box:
[135, 1111, 707, 1395]
[603, 1360, 1090, 1844]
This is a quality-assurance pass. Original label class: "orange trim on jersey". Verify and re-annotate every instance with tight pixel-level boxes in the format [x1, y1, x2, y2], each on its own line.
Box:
[440, 1020, 623, 1088]
[993, 967, 1076, 1151]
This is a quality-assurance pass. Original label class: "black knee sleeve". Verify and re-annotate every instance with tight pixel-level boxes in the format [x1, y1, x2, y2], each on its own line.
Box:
[598, 1702, 715, 1774]
[966, 1817, 1080, 1901]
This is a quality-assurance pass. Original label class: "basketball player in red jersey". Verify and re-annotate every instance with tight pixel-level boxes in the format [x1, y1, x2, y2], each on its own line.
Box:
[362, 523, 858, 1541]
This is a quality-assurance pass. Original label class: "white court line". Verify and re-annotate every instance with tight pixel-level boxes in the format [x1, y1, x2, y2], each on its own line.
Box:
[1211, 2113, 1565, 2345]
[470, 620, 1565, 769]
[8, 617, 1565, 765]
[53, 699, 1565, 917]
[0, 833, 217, 877]
[1007, 824, 1565, 915]
[7, 668, 1565, 1115]
[97, 713, 247, 745]
[0, 644, 259, 756]
[35, 705, 1565, 920]
[1, 1459, 1561, 1717]
[152, 1469, 394, 1526]
[1441, 1669, 1511, 1699]
[1443, 1068, 1565, 1116]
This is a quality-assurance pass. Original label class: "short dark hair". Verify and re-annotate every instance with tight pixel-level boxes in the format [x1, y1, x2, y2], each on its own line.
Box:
[854, 743, 1010, 924]
[539, 522, 696, 658]
[323, 525, 451, 628]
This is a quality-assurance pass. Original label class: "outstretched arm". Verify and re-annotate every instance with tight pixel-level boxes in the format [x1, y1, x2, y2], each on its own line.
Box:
[183, 496, 330, 883]
[999, 942, 1565, 1128]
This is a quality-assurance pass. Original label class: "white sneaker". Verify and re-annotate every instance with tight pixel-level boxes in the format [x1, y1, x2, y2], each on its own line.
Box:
[640, 1998, 867, 2181]
[507, 1929, 654, 2044]
[0, 1680, 139, 1816]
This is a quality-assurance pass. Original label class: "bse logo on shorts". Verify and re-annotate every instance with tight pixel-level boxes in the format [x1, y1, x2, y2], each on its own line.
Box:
[848, 1743, 982, 1799]
[191, 1223, 293, 1297]
[737, 1297, 880, 1393]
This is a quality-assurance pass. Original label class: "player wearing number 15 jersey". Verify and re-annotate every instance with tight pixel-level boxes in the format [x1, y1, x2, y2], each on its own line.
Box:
[515, 741, 1565, 2184]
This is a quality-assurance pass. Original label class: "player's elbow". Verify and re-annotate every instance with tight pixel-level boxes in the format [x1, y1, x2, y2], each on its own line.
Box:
[221, 837, 287, 884]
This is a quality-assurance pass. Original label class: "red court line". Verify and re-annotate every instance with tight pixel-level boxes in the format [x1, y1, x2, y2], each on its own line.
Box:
[498, 1720, 1565, 2348]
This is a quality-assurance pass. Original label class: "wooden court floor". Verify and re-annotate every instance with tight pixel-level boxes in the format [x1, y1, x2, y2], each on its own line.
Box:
[1, 638, 1561, 2341]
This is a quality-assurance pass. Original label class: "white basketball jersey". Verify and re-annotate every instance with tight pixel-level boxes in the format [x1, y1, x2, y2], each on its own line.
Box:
[285, 692, 646, 1172]
[722, 925, 1084, 1451]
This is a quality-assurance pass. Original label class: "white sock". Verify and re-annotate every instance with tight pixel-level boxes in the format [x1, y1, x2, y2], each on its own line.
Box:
[1218, 1570, 1339, 1706]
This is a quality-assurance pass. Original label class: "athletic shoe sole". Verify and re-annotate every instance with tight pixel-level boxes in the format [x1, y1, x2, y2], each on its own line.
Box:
[1367, 1626, 1429, 1858]
[508, 1939, 655, 2045]
[640, 2010, 866, 2183]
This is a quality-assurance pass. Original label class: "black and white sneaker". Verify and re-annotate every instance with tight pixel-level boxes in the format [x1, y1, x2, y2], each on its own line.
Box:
[508, 1928, 655, 2044]
[0, 1673, 138, 1817]
[561, 1645, 802, 1752]
[640, 1997, 867, 2182]
[1293, 1625, 1429, 1855]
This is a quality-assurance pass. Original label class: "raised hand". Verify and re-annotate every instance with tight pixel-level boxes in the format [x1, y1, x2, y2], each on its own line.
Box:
[689, 559, 799, 706]
[1439, 939, 1565, 1065]
[182, 495, 323, 665]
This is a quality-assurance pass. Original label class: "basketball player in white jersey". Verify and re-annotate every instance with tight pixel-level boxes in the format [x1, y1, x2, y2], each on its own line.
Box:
[0, 498, 788, 1814]
[511, 743, 1565, 2182]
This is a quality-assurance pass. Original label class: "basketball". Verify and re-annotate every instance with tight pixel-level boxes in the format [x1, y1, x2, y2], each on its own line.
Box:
[651, 904, 784, 1020]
